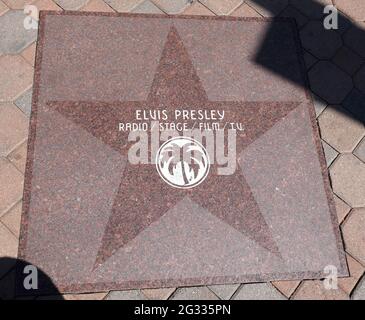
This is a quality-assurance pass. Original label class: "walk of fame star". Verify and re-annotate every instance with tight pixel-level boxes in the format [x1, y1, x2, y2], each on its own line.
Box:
[51, 26, 304, 268]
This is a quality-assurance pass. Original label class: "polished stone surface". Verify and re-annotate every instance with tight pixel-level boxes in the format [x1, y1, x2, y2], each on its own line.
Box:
[18, 11, 347, 294]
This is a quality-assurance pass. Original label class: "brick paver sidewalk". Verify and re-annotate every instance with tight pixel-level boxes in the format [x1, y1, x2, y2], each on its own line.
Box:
[0, 0, 364, 300]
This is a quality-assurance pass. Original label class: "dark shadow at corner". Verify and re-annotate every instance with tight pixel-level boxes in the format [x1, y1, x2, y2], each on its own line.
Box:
[252, 0, 365, 123]
[0, 257, 64, 300]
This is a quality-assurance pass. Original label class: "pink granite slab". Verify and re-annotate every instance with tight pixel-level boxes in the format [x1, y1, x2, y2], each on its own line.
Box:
[17, 11, 348, 295]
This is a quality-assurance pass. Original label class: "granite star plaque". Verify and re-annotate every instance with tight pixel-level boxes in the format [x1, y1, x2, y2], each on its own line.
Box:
[18, 11, 348, 294]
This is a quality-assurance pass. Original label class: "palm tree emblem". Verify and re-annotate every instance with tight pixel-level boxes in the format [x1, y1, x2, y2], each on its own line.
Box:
[156, 137, 210, 189]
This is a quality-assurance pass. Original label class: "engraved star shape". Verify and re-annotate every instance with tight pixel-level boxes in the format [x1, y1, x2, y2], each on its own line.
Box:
[52, 26, 302, 268]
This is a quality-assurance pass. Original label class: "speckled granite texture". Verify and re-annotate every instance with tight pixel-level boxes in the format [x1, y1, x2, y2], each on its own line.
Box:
[18, 11, 348, 294]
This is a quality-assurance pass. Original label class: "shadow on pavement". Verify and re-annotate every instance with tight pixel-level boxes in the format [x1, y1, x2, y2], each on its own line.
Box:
[0, 257, 64, 300]
[251, 0, 365, 123]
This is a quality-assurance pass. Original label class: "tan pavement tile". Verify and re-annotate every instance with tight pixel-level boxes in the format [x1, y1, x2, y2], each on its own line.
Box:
[292, 280, 349, 300]
[54, 0, 88, 10]
[354, 137, 365, 163]
[0, 55, 33, 102]
[182, 1, 214, 15]
[0, 103, 28, 156]
[318, 106, 365, 153]
[330, 154, 365, 207]
[0, 158, 24, 216]
[208, 283, 240, 300]
[0, 201, 22, 238]
[33, 0, 62, 12]
[230, 2, 261, 17]
[152, 0, 190, 14]
[104, 0, 143, 12]
[21, 43, 36, 67]
[321, 140, 338, 167]
[8, 141, 28, 173]
[272, 280, 301, 298]
[342, 208, 365, 265]
[335, 0, 365, 22]
[171, 286, 218, 300]
[81, 0, 114, 12]
[233, 283, 286, 300]
[338, 254, 365, 295]
[0, 0, 9, 15]
[132, 0, 164, 14]
[200, 0, 243, 15]
[2, 0, 34, 9]
[333, 194, 351, 224]
[352, 276, 365, 300]
[141, 287, 176, 299]
[105, 289, 146, 300]
[290, 0, 332, 19]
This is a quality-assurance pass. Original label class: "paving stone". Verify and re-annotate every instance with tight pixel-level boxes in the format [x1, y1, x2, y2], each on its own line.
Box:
[0, 223, 18, 278]
[354, 64, 365, 94]
[352, 276, 365, 300]
[20, 42, 36, 67]
[0, 55, 33, 101]
[335, 0, 365, 22]
[0, 269, 15, 300]
[336, 12, 352, 35]
[208, 283, 240, 300]
[0, 158, 24, 216]
[271, 280, 300, 298]
[300, 21, 342, 59]
[104, 0, 143, 12]
[132, 0, 164, 14]
[354, 137, 365, 162]
[230, 2, 261, 17]
[279, 4, 308, 27]
[171, 287, 218, 300]
[338, 254, 365, 295]
[141, 287, 176, 300]
[62, 292, 107, 300]
[290, 0, 332, 19]
[80, 0, 114, 12]
[292, 280, 349, 300]
[0, 201, 22, 238]
[183, 1, 214, 15]
[0, 10, 37, 54]
[0, 103, 28, 156]
[152, 0, 190, 14]
[344, 24, 365, 58]
[2, 0, 34, 9]
[321, 140, 338, 167]
[343, 89, 365, 123]
[331, 155, 365, 207]
[342, 208, 365, 265]
[54, 0, 88, 10]
[318, 106, 365, 153]
[333, 194, 351, 224]
[200, 0, 243, 15]
[333, 47, 363, 76]
[0, 1, 9, 15]
[33, 0, 62, 11]
[7, 140, 28, 173]
[312, 94, 327, 117]
[245, 0, 288, 17]
[233, 283, 286, 300]
[14, 88, 32, 116]
[308, 61, 353, 104]
[105, 290, 146, 300]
